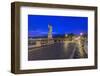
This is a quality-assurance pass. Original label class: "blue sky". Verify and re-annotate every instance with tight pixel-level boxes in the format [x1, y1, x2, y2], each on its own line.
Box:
[28, 15, 88, 37]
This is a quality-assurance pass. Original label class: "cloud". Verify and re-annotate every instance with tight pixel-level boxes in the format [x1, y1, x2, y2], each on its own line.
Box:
[28, 30, 59, 37]
[28, 30, 48, 37]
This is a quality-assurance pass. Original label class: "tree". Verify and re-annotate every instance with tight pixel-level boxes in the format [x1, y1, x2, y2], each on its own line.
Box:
[67, 33, 75, 41]
[82, 33, 87, 38]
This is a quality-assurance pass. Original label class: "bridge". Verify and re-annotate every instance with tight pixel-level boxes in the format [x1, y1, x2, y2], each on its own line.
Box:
[28, 37, 87, 59]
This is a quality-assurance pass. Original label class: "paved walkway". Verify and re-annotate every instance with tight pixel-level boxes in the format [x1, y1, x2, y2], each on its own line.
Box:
[28, 42, 87, 61]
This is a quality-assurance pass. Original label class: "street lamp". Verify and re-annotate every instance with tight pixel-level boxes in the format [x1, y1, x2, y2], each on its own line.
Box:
[80, 32, 83, 36]
[65, 34, 68, 37]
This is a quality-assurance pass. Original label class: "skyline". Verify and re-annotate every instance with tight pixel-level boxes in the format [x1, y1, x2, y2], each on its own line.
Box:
[28, 15, 88, 37]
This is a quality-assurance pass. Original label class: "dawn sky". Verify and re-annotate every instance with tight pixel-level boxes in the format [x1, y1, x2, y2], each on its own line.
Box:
[28, 15, 88, 37]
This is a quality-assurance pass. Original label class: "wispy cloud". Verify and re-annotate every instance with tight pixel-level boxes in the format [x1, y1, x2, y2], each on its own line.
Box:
[28, 30, 48, 37]
[28, 30, 58, 37]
